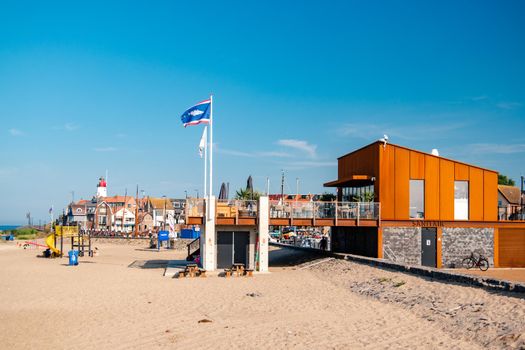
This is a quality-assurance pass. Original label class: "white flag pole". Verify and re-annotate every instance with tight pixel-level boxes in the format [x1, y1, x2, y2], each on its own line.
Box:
[209, 95, 213, 219]
[204, 127, 208, 198]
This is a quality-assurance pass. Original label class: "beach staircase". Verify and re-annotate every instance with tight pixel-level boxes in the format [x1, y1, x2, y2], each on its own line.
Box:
[186, 237, 200, 261]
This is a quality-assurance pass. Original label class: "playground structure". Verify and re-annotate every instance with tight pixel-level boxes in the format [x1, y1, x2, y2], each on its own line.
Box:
[45, 225, 93, 258]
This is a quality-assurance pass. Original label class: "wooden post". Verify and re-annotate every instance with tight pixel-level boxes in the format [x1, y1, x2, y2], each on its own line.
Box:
[335, 201, 338, 226]
[377, 227, 383, 259]
[493, 227, 499, 268]
[436, 227, 443, 268]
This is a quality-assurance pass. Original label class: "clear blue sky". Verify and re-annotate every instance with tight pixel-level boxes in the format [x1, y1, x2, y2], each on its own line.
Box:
[1, 0, 524, 224]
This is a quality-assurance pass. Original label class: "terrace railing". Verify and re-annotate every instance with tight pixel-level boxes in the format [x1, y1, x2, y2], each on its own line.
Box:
[186, 199, 380, 223]
[498, 206, 525, 221]
[269, 201, 380, 221]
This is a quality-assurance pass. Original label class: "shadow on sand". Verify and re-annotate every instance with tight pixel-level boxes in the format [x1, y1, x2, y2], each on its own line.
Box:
[269, 245, 326, 268]
[128, 260, 170, 269]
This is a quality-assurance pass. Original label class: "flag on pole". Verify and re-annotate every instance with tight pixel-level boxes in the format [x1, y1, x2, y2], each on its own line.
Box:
[180, 99, 211, 127]
[199, 126, 208, 158]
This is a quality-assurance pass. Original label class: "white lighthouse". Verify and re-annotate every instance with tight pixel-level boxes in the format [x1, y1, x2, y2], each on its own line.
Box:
[96, 177, 107, 198]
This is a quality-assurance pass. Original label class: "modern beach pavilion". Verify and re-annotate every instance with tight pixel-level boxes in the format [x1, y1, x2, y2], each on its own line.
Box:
[324, 141, 525, 268]
[185, 140, 525, 270]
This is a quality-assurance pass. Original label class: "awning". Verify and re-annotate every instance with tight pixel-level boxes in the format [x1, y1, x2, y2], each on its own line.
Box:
[323, 175, 375, 187]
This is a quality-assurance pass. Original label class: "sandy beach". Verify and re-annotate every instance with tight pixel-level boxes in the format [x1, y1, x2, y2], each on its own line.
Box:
[0, 240, 524, 349]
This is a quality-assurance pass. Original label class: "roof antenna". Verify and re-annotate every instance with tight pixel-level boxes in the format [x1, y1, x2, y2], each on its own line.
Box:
[379, 134, 389, 148]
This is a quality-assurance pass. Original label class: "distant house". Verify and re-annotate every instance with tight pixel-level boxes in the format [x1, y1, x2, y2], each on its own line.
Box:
[112, 207, 135, 233]
[67, 203, 88, 228]
[147, 197, 175, 229]
[95, 201, 112, 230]
[171, 198, 186, 224]
[137, 212, 154, 233]
[498, 185, 523, 220]
[93, 196, 137, 231]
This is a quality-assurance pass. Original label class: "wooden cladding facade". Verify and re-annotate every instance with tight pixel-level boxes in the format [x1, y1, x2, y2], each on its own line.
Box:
[333, 142, 499, 222]
[337, 143, 381, 201]
[498, 228, 525, 267]
[377, 143, 498, 221]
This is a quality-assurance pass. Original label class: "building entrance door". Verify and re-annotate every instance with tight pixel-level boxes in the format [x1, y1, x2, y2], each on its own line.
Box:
[421, 228, 437, 267]
[217, 231, 250, 269]
[217, 231, 233, 269]
[233, 231, 250, 265]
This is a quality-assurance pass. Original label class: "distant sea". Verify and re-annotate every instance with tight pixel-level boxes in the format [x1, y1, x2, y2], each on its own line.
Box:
[0, 225, 20, 231]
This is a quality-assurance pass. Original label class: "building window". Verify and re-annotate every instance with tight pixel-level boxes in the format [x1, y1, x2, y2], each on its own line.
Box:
[454, 181, 469, 220]
[341, 185, 375, 202]
[409, 180, 424, 219]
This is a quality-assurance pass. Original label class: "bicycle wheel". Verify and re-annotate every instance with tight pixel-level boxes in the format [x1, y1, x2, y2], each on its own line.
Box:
[462, 257, 474, 269]
[478, 258, 489, 271]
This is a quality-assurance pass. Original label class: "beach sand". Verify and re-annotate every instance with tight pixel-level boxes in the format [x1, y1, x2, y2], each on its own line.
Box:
[0, 240, 523, 349]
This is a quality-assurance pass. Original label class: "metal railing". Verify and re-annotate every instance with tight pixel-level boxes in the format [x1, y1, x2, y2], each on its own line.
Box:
[185, 199, 380, 222]
[269, 201, 380, 220]
[499, 206, 525, 221]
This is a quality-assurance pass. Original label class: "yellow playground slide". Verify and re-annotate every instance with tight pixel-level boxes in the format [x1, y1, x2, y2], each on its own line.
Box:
[45, 234, 61, 256]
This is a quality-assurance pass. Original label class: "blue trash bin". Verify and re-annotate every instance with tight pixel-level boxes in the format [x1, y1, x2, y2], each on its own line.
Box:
[68, 250, 79, 266]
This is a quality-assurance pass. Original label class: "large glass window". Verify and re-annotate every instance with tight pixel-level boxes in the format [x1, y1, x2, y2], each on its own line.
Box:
[454, 181, 469, 220]
[341, 185, 375, 202]
[409, 180, 424, 219]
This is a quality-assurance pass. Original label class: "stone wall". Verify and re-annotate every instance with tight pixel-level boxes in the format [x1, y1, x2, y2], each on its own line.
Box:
[382, 227, 421, 265]
[442, 227, 494, 268]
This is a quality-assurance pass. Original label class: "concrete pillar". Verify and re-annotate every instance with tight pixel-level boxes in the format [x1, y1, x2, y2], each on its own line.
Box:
[202, 196, 216, 271]
[258, 196, 269, 272]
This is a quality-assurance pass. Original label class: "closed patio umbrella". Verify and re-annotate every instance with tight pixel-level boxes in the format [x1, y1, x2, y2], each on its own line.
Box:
[218, 182, 228, 200]
[246, 176, 254, 200]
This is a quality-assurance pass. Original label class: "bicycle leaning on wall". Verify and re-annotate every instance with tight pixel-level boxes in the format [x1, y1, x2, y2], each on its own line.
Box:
[462, 252, 490, 271]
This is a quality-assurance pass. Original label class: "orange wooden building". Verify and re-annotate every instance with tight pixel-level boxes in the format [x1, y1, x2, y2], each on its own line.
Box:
[325, 141, 525, 268]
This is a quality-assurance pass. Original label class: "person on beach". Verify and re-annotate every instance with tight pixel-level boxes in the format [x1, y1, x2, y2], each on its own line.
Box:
[320, 236, 327, 251]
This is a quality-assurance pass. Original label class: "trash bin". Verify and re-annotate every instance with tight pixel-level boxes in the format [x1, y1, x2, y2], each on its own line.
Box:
[68, 250, 79, 266]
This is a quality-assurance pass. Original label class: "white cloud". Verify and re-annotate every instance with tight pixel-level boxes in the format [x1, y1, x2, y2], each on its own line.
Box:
[217, 147, 292, 158]
[279, 160, 337, 170]
[64, 122, 80, 131]
[93, 147, 117, 152]
[497, 102, 521, 110]
[8, 128, 24, 136]
[463, 143, 525, 154]
[0, 166, 19, 177]
[51, 123, 80, 131]
[471, 95, 488, 101]
[277, 139, 317, 158]
[338, 122, 467, 142]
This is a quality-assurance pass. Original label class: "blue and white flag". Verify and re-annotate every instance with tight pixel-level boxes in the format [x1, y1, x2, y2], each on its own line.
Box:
[180, 99, 211, 127]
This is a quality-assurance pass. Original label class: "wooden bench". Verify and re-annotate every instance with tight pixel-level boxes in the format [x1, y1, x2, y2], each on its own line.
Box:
[199, 269, 207, 278]
[224, 269, 232, 278]
[184, 264, 199, 278]
[244, 269, 254, 277]
[232, 263, 245, 277]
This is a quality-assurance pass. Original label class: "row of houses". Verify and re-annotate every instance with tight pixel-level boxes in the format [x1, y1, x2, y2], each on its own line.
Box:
[66, 195, 186, 233]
